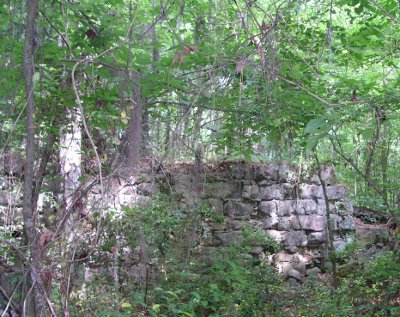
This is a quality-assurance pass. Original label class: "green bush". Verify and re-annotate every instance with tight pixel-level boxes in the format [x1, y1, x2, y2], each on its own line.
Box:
[149, 246, 282, 317]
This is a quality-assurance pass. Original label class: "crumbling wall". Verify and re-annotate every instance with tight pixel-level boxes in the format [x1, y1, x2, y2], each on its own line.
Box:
[0, 157, 356, 282]
[155, 161, 355, 280]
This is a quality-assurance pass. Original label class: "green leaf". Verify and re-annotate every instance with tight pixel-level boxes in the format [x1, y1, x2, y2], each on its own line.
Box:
[33, 72, 40, 84]
[305, 118, 327, 134]
[360, 127, 375, 139]
[121, 302, 132, 308]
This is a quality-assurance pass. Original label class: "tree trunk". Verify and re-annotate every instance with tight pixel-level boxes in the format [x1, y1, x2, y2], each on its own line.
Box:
[125, 79, 143, 170]
[22, 1, 51, 316]
[124, 0, 143, 170]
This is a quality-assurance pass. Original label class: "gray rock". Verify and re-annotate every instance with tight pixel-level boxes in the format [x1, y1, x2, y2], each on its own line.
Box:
[242, 185, 259, 200]
[203, 182, 241, 199]
[276, 200, 295, 216]
[299, 184, 323, 199]
[309, 165, 335, 185]
[284, 245, 298, 254]
[284, 231, 307, 247]
[254, 164, 279, 181]
[249, 246, 264, 255]
[259, 184, 285, 200]
[273, 252, 294, 262]
[327, 185, 346, 200]
[288, 269, 303, 281]
[308, 232, 326, 246]
[333, 239, 346, 251]
[213, 231, 243, 245]
[295, 199, 317, 215]
[266, 230, 286, 243]
[229, 220, 244, 230]
[277, 217, 291, 231]
[280, 170, 299, 183]
[292, 256, 307, 274]
[329, 214, 342, 231]
[306, 267, 321, 276]
[290, 215, 326, 231]
[259, 201, 277, 216]
[205, 198, 224, 214]
[335, 201, 351, 216]
[339, 216, 356, 231]
[224, 200, 255, 218]
[316, 200, 327, 215]
[229, 162, 254, 179]
[263, 215, 279, 229]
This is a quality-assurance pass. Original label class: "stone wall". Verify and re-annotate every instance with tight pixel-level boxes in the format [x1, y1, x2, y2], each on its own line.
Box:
[153, 161, 355, 280]
[0, 158, 356, 281]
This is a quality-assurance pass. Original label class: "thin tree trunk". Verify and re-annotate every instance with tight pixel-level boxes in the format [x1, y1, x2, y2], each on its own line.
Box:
[22, 1, 50, 316]
[380, 123, 389, 205]
[126, 81, 143, 169]
[364, 117, 381, 188]
[314, 150, 338, 288]
[125, 0, 143, 170]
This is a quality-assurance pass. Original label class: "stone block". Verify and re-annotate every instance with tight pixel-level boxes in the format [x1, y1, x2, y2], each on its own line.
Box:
[213, 231, 243, 246]
[277, 217, 291, 231]
[308, 232, 326, 246]
[299, 184, 323, 199]
[284, 245, 298, 254]
[329, 214, 341, 231]
[290, 215, 326, 231]
[229, 162, 254, 179]
[333, 239, 346, 251]
[259, 184, 284, 200]
[308, 165, 335, 185]
[306, 267, 321, 276]
[254, 164, 279, 181]
[326, 184, 346, 200]
[295, 199, 317, 215]
[266, 230, 286, 243]
[273, 251, 294, 262]
[339, 216, 356, 231]
[224, 200, 255, 218]
[229, 220, 244, 230]
[288, 269, 303, 281]
[263, 215, 279, 229]
[335, 200, 353, 216]
[276, 200, 295, 216]
[203, 182, 241, 199]
[316, 200, 327, 215]
[205, 198, 224, 214]
[249, 246, 264, 255]
[284, 231, 307, 247]
[259, 201, 277, 216]
[242, 185, 260, 200]
[280, 170, 299, 183]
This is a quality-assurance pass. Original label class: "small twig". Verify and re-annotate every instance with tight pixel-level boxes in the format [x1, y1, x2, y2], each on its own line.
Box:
[369, 0, 400, 25]
[39, 9, 72, 55]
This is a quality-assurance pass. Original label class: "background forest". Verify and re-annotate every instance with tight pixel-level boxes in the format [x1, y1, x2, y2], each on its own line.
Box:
[0, 0, 400, 316]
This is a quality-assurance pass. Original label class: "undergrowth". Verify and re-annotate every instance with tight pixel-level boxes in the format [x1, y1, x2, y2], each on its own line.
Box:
[70, 195, 400, 317]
